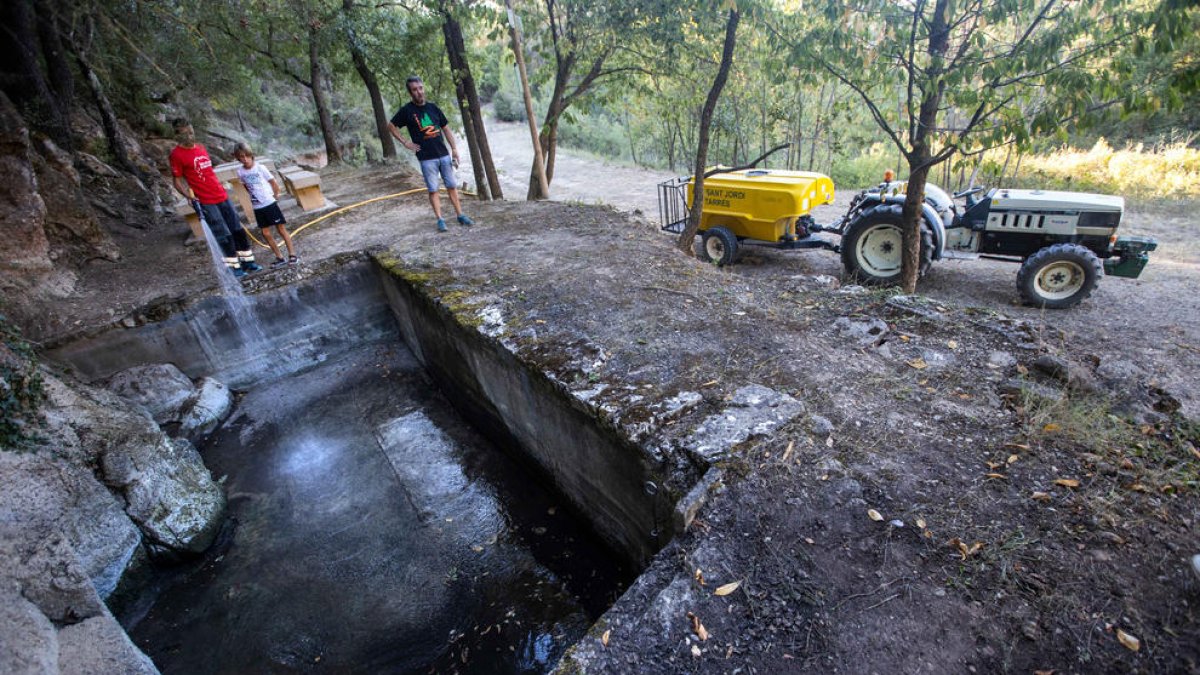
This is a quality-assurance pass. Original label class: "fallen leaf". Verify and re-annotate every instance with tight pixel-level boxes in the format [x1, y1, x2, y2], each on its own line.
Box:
[1054, 478, 1081, 488]
[804, 537, 815, 544]
[1190, 445, 1200, 461]
[601, 629, 610, 647]
[701, 380, 719, 387]
[781, 440, 794, 463]
[1116, 628, 1140, 652]
[713, 580, 741, 596]
[694, 568, 706, 586]
[471, 545, 484, 553]
[918, 379, 928, 385]
[691, 644, 702, 657]
[949, 538, 985, 560]
[1017, 364, 1029, 374]
[1128, 483, 1148, 493]
[1034, 670, 1055, 675]
[1031, 491, 1051, 502]
[958, 393, 971, 400]
[985, 473, 1008, 480]
[687, 612, 709, 641]
[986, 461, 1003, 470]
[900, 335, 911, 342]
[916, 518, 927, 529]
[1007, 454, 1020, 464]
[1043, 423, 1061, 432]
[907, 358, 928, 370]
[1006, 443, 1031, 451]
[867, 509, 884, 521]
[947, 340, 958, 349]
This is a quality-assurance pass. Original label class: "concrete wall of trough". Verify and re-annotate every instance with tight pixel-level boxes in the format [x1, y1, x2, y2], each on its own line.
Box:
[375, 260, 673, 568]
[45, 261, 398, 389]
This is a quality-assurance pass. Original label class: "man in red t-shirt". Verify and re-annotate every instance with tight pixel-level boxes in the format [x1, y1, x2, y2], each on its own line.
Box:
[169, 118, 261, 277]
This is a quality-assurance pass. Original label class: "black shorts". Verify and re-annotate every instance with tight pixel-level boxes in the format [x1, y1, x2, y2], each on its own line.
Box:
[254, 202, 287, 229]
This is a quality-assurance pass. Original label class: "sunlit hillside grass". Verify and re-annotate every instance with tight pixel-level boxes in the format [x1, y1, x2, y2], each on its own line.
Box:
[993, 139, 1200, 199]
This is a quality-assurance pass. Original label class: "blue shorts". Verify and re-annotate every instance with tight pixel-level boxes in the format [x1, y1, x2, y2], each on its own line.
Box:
[419, 155, 458, 193]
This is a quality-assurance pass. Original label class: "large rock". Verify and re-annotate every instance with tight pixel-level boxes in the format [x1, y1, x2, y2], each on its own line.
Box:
[56, 615, 158, 675]
[0, 585, 59, 675]
[0, 528, 105, 624]
[106, 364, 197, 425]
[37, 366, 226, 554]
[106, 365, 232, 438]
[0, 452, 141, 601]
[177, 377, 232, 437]
[101, 436, 225, 554]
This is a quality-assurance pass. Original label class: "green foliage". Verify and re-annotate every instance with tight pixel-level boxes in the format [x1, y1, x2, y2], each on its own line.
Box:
[0, 316, 45, 452]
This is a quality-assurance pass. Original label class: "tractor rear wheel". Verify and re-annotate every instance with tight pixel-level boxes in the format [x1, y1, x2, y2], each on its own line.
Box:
[1017, 243, 1102, 309]
[840, 205, 933, 285]
[698, 227, 738, 266]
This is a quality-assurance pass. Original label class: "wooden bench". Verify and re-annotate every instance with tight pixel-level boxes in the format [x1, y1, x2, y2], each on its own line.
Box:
[285, 170, 325, 211]
[277, 165, 304, 196]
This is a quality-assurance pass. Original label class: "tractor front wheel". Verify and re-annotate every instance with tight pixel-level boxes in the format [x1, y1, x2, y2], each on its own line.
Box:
[1017, 243, 1102, 309]
[698, 227, 738, 266]
[840, 205, 933, 285]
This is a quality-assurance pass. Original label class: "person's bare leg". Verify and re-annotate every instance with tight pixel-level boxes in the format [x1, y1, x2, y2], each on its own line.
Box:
[427, 192, 443, 219]
[261, 229, 283, 259]
[447, 188, 464, 217]
[276, 225, 296, 257]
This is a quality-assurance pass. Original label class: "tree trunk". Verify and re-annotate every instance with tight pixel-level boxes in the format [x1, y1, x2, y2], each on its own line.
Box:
[676, 8, 740, 254]
[73, 40, 143, 178]
[506, 0, 549, 200]
[344, 0, 395, 160]
[1, 0, 72, 150]
[309, 25, 341, 164]
[441, 2, 502, 199]
[527, 62, 568, 199]
[36, 0, 74, 151]
[899, 0, 952, 294]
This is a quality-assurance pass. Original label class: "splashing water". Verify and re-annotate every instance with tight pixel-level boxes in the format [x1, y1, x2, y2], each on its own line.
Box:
[195, 205, 270, 352]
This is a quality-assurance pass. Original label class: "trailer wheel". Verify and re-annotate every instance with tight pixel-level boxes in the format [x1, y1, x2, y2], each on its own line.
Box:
[840, 205, 932, 285]
[699, 227, 738, 266]
[1017, 244, 1102, 309]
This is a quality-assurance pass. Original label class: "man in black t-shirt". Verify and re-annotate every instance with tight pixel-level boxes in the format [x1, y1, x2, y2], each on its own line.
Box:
[389, 76, 475, 232]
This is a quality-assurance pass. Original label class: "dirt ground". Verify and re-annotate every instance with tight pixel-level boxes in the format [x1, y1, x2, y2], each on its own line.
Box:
[34, 130, 1200, 674]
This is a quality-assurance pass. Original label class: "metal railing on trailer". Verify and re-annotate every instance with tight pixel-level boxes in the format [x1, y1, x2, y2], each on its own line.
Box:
[658, 176, 690, 234]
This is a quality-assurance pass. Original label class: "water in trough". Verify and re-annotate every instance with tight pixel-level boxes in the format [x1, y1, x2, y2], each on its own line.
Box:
[118, 341, 632, 673]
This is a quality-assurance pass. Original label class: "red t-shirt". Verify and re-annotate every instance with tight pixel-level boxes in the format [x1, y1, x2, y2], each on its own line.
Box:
[169, 144, 228, 205]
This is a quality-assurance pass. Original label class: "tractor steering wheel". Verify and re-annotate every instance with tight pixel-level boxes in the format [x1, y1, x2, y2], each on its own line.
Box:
[954, 185, 987, 208]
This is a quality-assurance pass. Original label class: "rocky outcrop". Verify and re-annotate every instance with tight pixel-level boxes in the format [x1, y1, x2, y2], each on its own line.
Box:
[39, 368, 226, 554]
[105, 364, 233, 439]
[0, 91, 53, 296]
[177, 378, 232, 438]
[105, 364, 196, 425]
[2, 343, 227, 675]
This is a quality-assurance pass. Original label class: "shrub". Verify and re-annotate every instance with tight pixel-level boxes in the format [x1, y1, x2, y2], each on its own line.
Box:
[0, 316, 45, 451]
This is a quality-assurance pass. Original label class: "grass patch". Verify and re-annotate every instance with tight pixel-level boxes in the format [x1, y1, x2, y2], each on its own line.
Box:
[1015, 386, 1200, 493]
[986, 138, 1200, 199]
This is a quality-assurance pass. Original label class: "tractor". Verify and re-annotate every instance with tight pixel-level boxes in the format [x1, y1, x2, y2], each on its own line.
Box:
[659, 149, 1155, 309]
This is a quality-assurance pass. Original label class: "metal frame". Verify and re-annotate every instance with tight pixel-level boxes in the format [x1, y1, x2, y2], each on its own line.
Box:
[658, 176, 690, 234]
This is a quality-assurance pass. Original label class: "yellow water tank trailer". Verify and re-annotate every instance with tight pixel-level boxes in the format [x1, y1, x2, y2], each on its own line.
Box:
[687, 169, 836, 242]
